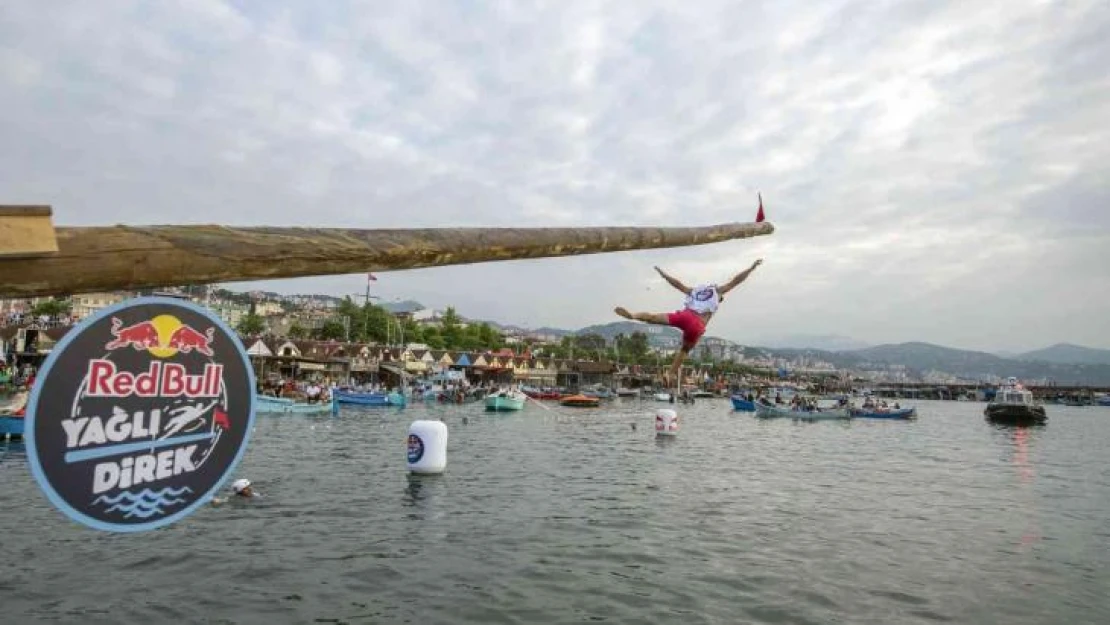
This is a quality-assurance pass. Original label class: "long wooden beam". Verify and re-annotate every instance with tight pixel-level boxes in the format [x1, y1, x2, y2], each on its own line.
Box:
[0, 208, 774, 298]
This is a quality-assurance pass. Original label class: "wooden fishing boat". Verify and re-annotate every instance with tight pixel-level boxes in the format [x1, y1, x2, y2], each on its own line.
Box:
[850, 406, 916, 419]
[485, 389, 527, 411]
[985, 378, 1046, 425]
[560, 394, 600, 408]
[255, 394, 336, 415]
[730, 396, 757, 412]
[334, 389, 406, 407]
[755, 401, 849, 420]
[523, 387, 562, 400]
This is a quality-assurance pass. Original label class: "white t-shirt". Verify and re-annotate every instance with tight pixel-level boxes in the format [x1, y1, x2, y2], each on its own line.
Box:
[684, 284, 720, 314]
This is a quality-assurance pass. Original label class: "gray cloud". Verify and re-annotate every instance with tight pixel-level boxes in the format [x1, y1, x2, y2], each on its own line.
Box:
[1, 0, 1107, 351]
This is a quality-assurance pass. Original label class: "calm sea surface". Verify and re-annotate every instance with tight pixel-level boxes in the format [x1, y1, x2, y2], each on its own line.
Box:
[2, 399, 1109, 624]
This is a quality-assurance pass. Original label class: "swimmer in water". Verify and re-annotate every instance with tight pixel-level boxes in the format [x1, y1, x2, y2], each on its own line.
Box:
[211, 478, 260, 505]
[615, 259, 763, 388]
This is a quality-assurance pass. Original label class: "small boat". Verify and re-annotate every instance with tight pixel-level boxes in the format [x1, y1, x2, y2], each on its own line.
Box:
[334, 389, 407, 407]
[692, 390, 715, 398]
[850, 406, 916, 419]
[653, 392, 673, 402]
[436, 387, 485, 404]
[523, 388, 562, 400]
[0, 413, 25, 438]
[1097, 395, 1110, 407]
[615, 387, 639, 397]
[985, 378, 1046, 425]
[582, 386, 614, 400]
[755, 401, 849, 420]
[486, 389, 527, 412]
[255, 394, 336, 415]
[730, 396, 757, 412]
[0, 392, 28, 438]
[560, 394, 600, 408]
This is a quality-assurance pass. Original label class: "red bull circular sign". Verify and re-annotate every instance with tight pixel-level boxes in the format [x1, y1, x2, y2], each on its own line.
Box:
[25, 296, 256, 532]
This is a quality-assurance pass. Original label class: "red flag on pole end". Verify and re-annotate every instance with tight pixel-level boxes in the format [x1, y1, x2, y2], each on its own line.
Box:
[368, 273, 378, 282]
[756, 193, 765, 223]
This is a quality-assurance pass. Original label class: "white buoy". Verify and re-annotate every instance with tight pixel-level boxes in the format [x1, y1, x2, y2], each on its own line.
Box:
[407, 420, 448, 474]
[655, 409, 679, 436]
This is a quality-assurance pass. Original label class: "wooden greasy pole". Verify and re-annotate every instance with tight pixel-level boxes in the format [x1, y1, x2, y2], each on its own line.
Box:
[0, 205, 774, 298]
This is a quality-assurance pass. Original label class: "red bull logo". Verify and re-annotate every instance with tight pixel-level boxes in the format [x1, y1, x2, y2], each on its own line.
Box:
[24, 296, 256, 533]
[105, 314, 215, 358]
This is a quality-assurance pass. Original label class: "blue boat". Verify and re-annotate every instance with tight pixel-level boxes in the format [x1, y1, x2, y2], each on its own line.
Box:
[0, 392, 28, 438]
[333, 389, 406, 407]
[255, 394, 337, 415]
[0, 414, 25, 438]
[850, 407, 916, 419]
[730, 395, 756, 412]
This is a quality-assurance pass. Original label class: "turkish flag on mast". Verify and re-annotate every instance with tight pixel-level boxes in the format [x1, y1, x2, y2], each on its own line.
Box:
[367, 273, 378, 283]
[756, 193, 765, 223]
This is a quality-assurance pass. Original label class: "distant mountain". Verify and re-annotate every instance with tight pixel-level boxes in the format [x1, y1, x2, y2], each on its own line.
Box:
[532, 326, 573, 338]
[1018, 343, 1110, 366]
[761, 334, 870, 351]
[844, 342, 1110, 385]
[575, 321, 682, 347]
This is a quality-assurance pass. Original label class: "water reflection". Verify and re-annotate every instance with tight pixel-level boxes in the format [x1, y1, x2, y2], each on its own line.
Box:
[991, 425, 1043, 549]
[0, 440, 25, 466]
[403, 473, 442, 520]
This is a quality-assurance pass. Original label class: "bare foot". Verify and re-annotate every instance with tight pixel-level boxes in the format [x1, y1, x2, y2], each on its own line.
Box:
[614, 307, 633, 320]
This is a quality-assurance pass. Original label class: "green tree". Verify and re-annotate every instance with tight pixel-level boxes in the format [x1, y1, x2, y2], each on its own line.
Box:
[422, 326, 446, 349]
[440, 307, 463, 349]
[32, 297, 71, 317]
[236, 313, 266, 336]
[287, 323, 308, 339]
[615, 332, 651, 364]
[314, 319, 347, 341]
[476, 323, 503, 350]
[400, 316, 423, 345]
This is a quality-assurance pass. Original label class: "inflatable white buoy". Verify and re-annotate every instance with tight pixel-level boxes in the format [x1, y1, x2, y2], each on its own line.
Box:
[407, 420, 448, 474]
[655, 409, 679, 436]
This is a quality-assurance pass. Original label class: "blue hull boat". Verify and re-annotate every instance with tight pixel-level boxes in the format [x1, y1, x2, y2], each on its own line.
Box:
[256, 395, 337, 415]
[850, 407, 916, 419]
[0, 415, 25, 438]
[334, 390, 406, 407]
[730, 396, 756, 412]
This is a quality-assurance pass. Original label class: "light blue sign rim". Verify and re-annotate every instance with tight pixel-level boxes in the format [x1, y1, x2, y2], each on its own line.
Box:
[24, 296, 258, 533]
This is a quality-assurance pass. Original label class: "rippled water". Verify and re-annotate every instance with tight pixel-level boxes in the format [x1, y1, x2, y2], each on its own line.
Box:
[2, 399, 1109, 624]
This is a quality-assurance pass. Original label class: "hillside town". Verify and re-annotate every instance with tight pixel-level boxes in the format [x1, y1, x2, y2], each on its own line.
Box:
[0, 287, 1078, 391]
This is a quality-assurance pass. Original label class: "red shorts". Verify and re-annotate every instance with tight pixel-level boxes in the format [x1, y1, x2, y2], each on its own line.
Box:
[667, 309, 706, 349]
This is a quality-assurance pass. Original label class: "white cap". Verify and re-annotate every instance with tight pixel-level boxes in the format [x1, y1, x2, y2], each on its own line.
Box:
[232, 478, 251, 493]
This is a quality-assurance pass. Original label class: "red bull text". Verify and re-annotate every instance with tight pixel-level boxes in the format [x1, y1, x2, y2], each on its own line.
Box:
[85, 360, 223, 398]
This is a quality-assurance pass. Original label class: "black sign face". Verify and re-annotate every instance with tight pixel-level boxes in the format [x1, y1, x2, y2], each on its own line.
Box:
[25, 297, 256, 532]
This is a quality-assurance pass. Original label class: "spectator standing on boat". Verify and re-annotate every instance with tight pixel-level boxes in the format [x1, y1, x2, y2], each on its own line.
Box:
[615, 260, 763, 387]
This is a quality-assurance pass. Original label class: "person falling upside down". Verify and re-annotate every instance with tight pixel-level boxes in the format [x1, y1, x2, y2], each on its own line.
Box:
[615, 259, 763, 388]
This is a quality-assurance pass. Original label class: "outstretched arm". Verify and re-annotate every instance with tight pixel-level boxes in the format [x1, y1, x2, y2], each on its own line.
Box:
[718, 259, 763, 295]
[654, 266, 691, 294]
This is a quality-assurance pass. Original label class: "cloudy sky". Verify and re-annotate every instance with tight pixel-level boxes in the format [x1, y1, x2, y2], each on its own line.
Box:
[2, 0, 1107, 352]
